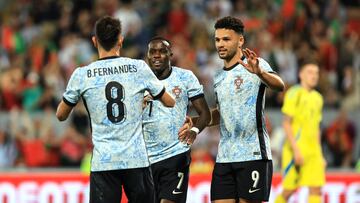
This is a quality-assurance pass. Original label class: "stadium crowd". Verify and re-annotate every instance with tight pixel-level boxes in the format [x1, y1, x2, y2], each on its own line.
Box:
[0, 0, 359, 171]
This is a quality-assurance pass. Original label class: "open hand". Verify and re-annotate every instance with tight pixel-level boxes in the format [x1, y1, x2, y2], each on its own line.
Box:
[294, 148, 304, 166]
[178, 116, 194, 144]
[239, 48, 263, 75]
[180, 130, 197, 145]
[142, 94, 153, 109]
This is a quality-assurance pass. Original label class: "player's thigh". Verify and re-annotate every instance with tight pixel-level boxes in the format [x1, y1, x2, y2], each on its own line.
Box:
[121, 167, 156, 203]
[235, 160, 273, 202]
[299, 155, 325, 187]
[211, 163, 237, 201]
[281, 165, 299, 190]
[157, 151, 191, 203]
[89, 170, 122, 203]
[150, 160, 163, 201]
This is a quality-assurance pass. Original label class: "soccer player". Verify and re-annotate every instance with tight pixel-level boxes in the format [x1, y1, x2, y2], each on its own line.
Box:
[180, 16, 285, 203]
[56, 16, 175, 203]
[143, 37, 211, 203]
[275, 63, 325, 203]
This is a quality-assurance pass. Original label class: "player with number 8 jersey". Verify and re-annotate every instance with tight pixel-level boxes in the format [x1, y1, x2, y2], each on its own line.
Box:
[64, 57, 165, 171]
[56, 16, 175, 203]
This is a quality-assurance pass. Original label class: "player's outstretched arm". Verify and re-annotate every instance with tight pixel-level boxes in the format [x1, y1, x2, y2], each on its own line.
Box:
[257, 71, 285, 91]
[239, 48, 285, 91]
[178, 97, 211, 144]
[56, 100, 74, 121]
[159, 91, 175, 107]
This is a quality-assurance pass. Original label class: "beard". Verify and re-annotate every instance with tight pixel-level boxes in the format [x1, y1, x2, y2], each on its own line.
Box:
[217, 48, 237, 61]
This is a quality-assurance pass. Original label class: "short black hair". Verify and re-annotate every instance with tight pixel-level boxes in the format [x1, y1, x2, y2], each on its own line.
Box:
[299, 58, 319, 71]
[214, 16, 244, 35]
[94, 16, 121, 51]
[148, 36, 172, 49]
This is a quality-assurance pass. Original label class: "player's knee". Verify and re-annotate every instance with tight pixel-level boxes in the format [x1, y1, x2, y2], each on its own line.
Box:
[282, 189, 296, 200]
[309, 187, 322, 195]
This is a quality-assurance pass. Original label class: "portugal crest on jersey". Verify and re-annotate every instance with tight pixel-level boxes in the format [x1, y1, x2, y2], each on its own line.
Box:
[234, 76, 243, 90]
[172, 86, 182, 98]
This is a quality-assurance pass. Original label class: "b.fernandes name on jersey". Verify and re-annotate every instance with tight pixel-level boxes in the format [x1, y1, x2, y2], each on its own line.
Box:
[87, 65, 137, 77]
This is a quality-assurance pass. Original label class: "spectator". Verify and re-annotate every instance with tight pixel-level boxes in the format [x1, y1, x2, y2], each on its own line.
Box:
[325, 109, 357, 167]
[59, 104, 89, 167]
[0, 129, 18, 168]
[190, 146, 215, 175]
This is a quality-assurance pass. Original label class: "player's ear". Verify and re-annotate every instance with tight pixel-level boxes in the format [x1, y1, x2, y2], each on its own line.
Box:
[118, 35, 124, 48]
[299, 68, 304, 81]
[92, 36, 98, 48]
[238, 35, 244, 48]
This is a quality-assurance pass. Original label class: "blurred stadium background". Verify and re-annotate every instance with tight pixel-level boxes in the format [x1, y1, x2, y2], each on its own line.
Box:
[0, 0, 359, 202]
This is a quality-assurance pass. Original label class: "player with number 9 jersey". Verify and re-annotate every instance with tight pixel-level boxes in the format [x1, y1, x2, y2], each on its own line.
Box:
[208, 16, 285, 203]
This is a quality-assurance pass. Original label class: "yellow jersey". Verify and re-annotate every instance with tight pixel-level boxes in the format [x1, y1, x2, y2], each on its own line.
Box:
[281, 85, 323, 157]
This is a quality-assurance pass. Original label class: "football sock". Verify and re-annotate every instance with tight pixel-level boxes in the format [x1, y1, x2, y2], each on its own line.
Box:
[309, 195, 321, 203]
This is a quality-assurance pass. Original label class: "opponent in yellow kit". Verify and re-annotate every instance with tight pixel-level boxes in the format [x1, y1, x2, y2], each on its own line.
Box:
[275, 63, 326, 203]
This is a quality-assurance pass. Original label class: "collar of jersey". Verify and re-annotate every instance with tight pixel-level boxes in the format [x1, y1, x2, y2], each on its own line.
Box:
[223, 55, 245, 71]
[97, 56, 120, 61]
[159, 66, 173, 80]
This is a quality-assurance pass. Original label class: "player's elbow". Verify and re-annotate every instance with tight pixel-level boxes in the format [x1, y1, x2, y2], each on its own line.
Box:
[277, 82, 285, 91]
[272, 80, 285, 92]
[56, 112, 67, 121]
[268, 74, 285, 91]
[165, 98, 175, 107]
[278, 77, 286, 91]
[56, 115, 66, 122]
[56, 107, 69, 121]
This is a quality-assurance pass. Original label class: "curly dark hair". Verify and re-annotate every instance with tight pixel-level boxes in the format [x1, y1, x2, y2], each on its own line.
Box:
[214, 16, 244, 35]
[95, 16, 122, 51]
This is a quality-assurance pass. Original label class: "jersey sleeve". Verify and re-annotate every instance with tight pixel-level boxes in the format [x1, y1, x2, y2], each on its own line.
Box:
[141, 61, 165, 100]
[281, 87, 300, 117]
[258, 58, 276, 73]
[187, 71, 204, 101]
[63, 68, 83, 106]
